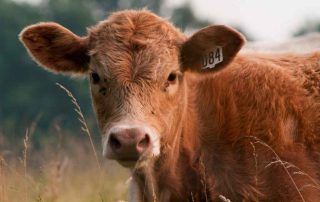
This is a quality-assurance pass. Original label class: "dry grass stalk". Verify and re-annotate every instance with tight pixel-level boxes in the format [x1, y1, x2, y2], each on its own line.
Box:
[0, 155, 6, 202]
[249, 141, 258, 188]
[44, 156, 69, 200]
[241, 136, 308, 202]
[23, 129, 30, 202]
[150, 180, 157, 202]
[56, 83, 101, 170]
[23, 129, 29, 174]
[190, 192, 195, 202]
[266, 160, 320, 192]
[0, 154, 21, 179]
[142, 165, 158, 202]
[199, 155, 209, 202]
[294, 171, 320, 190]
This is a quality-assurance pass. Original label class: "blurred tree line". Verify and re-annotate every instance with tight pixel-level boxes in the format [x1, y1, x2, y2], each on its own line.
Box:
[294, 20, 320, 36]
[0, 0, 214, 146]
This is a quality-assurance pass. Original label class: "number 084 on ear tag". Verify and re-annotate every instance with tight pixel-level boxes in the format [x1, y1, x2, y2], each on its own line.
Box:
[202, 46, 223, 69]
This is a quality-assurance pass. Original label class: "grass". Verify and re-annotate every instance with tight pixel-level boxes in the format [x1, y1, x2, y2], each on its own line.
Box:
[0, 83, 129, 202]
[240, 136, 320, 202]
[56, 83, 101, 171]
[0, 129, 129, 202]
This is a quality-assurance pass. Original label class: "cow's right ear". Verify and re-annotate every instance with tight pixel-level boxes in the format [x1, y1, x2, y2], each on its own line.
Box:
[19, 22, 89, 74]
[180, 25, 245, 74]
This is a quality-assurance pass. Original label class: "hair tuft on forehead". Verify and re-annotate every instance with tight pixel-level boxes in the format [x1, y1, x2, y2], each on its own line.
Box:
[88, 9, 186, 49]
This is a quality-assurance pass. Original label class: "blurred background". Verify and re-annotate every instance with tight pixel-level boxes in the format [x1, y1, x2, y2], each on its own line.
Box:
[0, 0, 320, 201]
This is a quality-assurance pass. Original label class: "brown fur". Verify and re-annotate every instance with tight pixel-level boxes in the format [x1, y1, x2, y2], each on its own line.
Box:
[20, 22, 89, 73]
[20, 10, 320, 201]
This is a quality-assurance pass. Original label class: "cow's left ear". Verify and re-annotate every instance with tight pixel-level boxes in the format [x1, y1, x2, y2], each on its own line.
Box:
[180, 25, 245, 73]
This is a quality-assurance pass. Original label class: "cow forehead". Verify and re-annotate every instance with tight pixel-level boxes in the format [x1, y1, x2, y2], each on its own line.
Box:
[88, 10, 185, 45]
[87, 10, 185, 79]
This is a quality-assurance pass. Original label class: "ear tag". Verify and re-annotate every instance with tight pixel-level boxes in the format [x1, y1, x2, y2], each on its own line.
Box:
[202, 46, 223, 69]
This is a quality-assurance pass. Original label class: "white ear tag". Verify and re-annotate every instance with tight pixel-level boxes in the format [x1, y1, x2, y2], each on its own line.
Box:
[202, 46, 223, 69]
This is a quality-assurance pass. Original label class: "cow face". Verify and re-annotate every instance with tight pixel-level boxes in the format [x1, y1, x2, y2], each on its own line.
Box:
[20, 10, 244, 168]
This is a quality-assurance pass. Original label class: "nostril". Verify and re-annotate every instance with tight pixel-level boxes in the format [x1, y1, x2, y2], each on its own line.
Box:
[109, 134, 121, 150]
[137, 134, 150, 150]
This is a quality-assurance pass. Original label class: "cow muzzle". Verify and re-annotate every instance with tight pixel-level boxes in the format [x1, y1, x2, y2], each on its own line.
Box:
[103, 125, 160, 168]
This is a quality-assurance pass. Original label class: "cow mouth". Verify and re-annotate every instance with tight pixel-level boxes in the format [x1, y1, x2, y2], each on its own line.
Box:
[116, 154, 153, 168]
[117, 159, 138, 168]
[113, 154, 137, 166]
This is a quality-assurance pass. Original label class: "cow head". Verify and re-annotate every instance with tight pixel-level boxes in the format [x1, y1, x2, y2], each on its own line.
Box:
[20, 10, 245, 168]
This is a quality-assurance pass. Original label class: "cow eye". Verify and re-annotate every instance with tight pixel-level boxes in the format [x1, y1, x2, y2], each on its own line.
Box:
[167, 72, 177, 83]
[90, 72, 100, 84]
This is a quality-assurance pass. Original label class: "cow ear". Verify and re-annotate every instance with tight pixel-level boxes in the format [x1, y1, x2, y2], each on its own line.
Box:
[19, 22, 89, 74]
[180, 25, 245, 73]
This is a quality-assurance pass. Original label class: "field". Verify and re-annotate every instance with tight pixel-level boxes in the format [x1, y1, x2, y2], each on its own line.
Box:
[0, 86, 129, 202]
[0, 130, 129, 202]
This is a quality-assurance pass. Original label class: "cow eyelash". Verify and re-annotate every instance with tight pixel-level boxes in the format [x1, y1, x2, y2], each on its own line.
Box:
[90, 72, 100, 84]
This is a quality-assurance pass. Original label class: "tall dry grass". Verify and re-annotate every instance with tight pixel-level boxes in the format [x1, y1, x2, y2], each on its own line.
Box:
[0, 84, 129, 202]
[0, 134, 129, 202]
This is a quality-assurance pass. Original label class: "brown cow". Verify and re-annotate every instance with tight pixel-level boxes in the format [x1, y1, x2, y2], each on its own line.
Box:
[20, 10, 320, 201]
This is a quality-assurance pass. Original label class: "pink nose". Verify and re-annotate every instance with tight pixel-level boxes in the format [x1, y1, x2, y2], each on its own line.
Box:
[107, 128, 151, 161]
